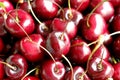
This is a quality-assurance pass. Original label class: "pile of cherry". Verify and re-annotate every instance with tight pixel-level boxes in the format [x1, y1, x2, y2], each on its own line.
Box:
[0, 0, 120, 80]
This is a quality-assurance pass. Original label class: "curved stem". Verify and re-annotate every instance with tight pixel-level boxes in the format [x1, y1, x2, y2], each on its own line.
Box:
[76, 0, 84, 11]
[62, 55, 73, 80]
[68, 0, 73, 19]
[21, 67, 38, 80]
[87, 0, 107, 27]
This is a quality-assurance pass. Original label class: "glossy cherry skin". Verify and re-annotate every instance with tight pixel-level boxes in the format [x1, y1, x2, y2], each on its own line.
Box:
[113, 62, 120, 80]
[59, 8, 83, 26]
[46, 31, 70, 60]
[65, 66, 90, 80]
[114, 6, 120, 15]
[112, 36, 120, 58]
[70, 0, 90, 12]
[23, 76, 40, 80]
[0, 38, 4, 53]
[0, 0, 14, 13]
[4, 53, 28, 80]
[111, 14, 120, 32]
[5, 9, 35, 38]
[0, 58, 5, 79]
[91, 45, 110, 61]
[32, 0, 58, 20]
[20, 34, 45, 62]
[109, 0, 120, 7]
[90, 0, 114, 21]
[87, 57, 114, 80]
[68, 37, 91, 64]
[80, 13, 107, 42]
[51, 18, 77, 39]
[40, 60, 65, 80]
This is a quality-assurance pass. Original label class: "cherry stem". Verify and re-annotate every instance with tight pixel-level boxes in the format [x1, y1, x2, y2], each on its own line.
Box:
[87, 0, 108, 27]
[111, 56, 117, 64]
[68, 0, 73, 19]
[107, 78, 113, 80]
[0, 61, 16, 71]
[62, 55, 73, 80]
[71, 42, 84, 47]
[7, 13, 32, 41]
[21, 67, 38, 80]
[76, 0, 84, 11]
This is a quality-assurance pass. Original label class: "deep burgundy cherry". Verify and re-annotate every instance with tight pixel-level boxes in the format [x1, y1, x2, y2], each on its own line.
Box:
[32, 0, 58, 20]
[91, 45, 110, 61]
[112, 36, 120, 58]
[80, 13, 107, 42]
[51, 18, 77, 39]
[35, 20, 53, 38]
[113, 62, 120, 80]
[70, 0, 90, 12]
[23, 76, 40, 80]
[89, 0, 114, 21]
[68, 37, 91, 64]
[87, 57, 114, 80]
[111, 14, 120, 32]
[0, 58, 5, 80]
[5, 9, 35, 38]
[0, 0, 14, 13]
[114, 6, 120, 15]
[65, 66, 90, 80]
[20, 34, 45, 62]
[40, 59, 65, 80]
[4, 53, 28, 80]
[0, 38, 4, 53]
[46, 31, 70, 60]
[59, 8, 83, 26]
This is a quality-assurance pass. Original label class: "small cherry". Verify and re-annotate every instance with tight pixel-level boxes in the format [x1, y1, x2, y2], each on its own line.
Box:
[113, 62, 120, 80]
[40, 59, 65, 80]
[23, 76, 40, 80]
[0, 58, 5, 79]
[4, 53, 28, 80]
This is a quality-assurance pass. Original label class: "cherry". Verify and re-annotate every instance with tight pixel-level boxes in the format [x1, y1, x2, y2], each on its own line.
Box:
[87, 57, 114, 80]
[20, 34, 45, 62]
[89, 0, 114, 21]
[113, 62, 120, 80]
[40, 59, 65, 80]
[0, 58, 5, 79]
[65, 66, 90, 80]
[59, 8, 83, 26]
[5, 9, 35, 38]
[111, 14, 120, 32]
[31, 0, 58, 20]
[109, 0, 120, 8]
[0, 0, 14, 13]
[80, 13, 108, 42]
[91, 45, 110, 61]
[0, 37, 4, 53]
[4, 53, 28, 80]
[45, 31, 70, 60]
[114, 6, 120, 15]
[23, 76, 40, 80]
[70, 0, 90, 12]
[51, 18, 77, 39]
[112, 36, 120, 58]
[67, 37, 91, 64]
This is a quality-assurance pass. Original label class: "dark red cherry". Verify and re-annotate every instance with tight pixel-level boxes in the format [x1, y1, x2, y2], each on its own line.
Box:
[46, 31, 70, 60]
[68, 37, 91, 64]
[111, 14, 120, 32]
[5, 53, 28, 80]
[59, 8, 83, 26]
[112, 36, 120, 58]
[32, 0, 58, 20]
[109, 0, 120, 8]
[70, 0, 90, 12]
[80, 13, 107, 42]
[65, 66, 90, 80]
[0, 37, 4, 53]
[5, 9, 35, 38]
[51, 18, 77, 39]
[113, 62, 120, 80]
[91, 45, 110, 61]
[20, 34, 45, 62]
[90, 0, 114, 21]
[40, 60, 65, 80]
[87, 57, 114, 80]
